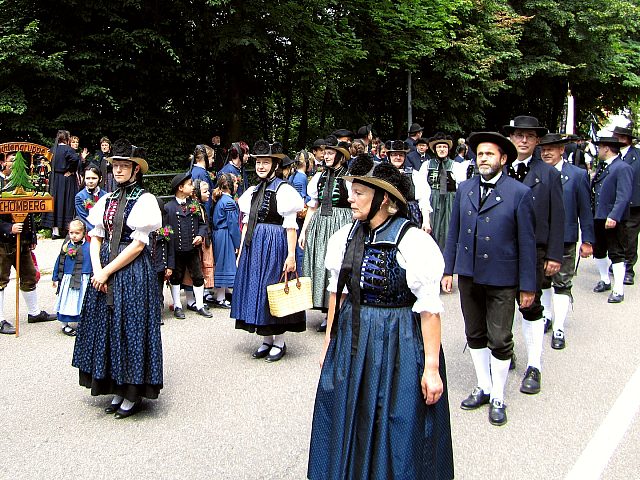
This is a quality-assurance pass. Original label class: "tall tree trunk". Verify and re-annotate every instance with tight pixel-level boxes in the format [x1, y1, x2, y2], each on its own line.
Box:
[296, 88, 310, 149]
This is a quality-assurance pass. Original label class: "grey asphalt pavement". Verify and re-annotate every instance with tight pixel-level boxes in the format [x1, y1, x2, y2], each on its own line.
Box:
[1, 238, 639, 479]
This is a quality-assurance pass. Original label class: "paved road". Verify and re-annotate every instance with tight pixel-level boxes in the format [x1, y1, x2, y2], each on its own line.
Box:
[1, 239, 639, 479]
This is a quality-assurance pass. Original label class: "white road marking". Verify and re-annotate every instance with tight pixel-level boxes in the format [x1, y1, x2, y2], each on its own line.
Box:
[565, 363, 640, 480]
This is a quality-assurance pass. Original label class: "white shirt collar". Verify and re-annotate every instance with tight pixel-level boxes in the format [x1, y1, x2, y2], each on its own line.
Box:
[482, 171, 502, 185]
[512, 155, 532, 168]
[621, 145, 630, 157]
[175, 196, 187, 205]
[554, 160, 564, 172]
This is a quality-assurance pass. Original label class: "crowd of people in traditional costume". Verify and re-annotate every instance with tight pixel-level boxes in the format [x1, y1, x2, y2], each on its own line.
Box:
[1, 116, 639, 479]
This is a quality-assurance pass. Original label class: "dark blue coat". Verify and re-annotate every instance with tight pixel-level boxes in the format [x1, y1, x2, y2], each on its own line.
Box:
[622, 146, 640, 207]
[592, 155, 633, 221]
[443, 174, 537, 291]
[504, 158, 565, 263]
[406, 150, 429, 171]
[559, 162, 595, 244]
[75, 188, 107, 231]
[219, 162, 248, 197]
[164, 198, 209, 257]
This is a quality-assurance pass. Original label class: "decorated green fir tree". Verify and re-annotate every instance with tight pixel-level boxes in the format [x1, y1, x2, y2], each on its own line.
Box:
[3, 151, 36, 194]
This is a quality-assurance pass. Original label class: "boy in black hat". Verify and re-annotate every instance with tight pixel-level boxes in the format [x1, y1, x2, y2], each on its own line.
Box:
[165, 172, 212, 319]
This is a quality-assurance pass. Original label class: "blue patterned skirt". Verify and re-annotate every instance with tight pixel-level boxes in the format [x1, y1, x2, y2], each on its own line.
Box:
[308, 301, 454, 480]
[72, 242, 163, 400]
[232, 223, 306, 335]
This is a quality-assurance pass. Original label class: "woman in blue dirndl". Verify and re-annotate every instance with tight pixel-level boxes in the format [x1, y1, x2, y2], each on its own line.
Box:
[72, 139, 163, 419]
[308, 155, 454, 479]
[231, 140, 304, 362]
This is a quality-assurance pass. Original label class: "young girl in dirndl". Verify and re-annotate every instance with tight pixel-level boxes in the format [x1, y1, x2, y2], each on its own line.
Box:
[231, 141, 304, 362]
[52, 219, 92, 337]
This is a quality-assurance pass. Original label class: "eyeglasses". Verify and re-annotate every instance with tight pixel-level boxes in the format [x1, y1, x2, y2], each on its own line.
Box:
[513, 133, 537, 141]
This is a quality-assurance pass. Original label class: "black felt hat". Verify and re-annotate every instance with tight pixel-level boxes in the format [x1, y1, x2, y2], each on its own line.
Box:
[170, 171, 192, 194]
[344, 154, 407, 204]
[408, 123, 424, 134]
[503, 116, 548, 136]
[612, 126, 634, 138]
[250, 140, 286, 160]
[538, 133, 570, 146]
[332, 128, 355, 140]
[594, 136, 625, 147]
[357, 124, 373, 138]
[325, 136, 351, 160]
[384, 140, 410, 153]
[312, 138, 326, 149]
[107, 138, 148, 173]
[415, 138, 428, 146]
[280, 155, 295, 168]
[467, 132, 518, 163]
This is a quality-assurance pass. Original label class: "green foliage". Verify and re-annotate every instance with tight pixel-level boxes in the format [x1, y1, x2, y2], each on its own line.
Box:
[0, 0, 639, 160]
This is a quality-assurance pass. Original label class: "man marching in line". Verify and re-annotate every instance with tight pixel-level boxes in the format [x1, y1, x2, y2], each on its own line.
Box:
[442, 132, 536, 425]
[612, 126, 640, 285]
[538, 133, 594, 349]
[504, 116, 565, 395]
[591, 136, 633, 303]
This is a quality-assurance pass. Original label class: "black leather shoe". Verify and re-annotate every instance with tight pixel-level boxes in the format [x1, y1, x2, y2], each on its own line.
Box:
[114, 400, 141, 419]
[173, 307, 186, 319]
[196, 307, 213, 318]
[624, 274, 634, 285]
[551, 330, 565, 350]
[543, 317, 552, 334]
[265, 343, 287, 362]
[593, 281, 612, 293]
[488, 399, 507, 426]
[252, 343, 273, 359]
[509, 352, 516, 371]
[27, 310, 57, 323]
[0, 320, 16, 334]
[460, 387, 490, 410]
[520, 366, 541, 394]
[105, 399, 123, 414]
[316, 321, 327, 333]
[213, 300, 231, 309]
[607, 292, 624, 303]
[186, 303, 198, 312]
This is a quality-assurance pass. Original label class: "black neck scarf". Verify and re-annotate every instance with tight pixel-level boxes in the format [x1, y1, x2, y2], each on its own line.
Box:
[56, 240, 84, 294]
[106, 181, 136, 306]
[330, 188, 387, 354]
[320, 166, 338, 216]
[245, 176, 273, 248]
[438, 160, 448, 194]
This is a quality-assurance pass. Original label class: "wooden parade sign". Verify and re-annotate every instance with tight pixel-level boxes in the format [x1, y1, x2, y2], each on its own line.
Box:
[0, 144, 54, 336]
[0, 142, 53, 161]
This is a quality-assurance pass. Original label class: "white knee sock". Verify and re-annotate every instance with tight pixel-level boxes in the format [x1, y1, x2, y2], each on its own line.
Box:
[21, 290, 40, 315]
[170, 285, 182, 309]
[595, 257, 611, 283]
[540, 288, 553, 321]
[522, 318, 544, 371]
[193, 285, 205, 309]
[256, 336, 274, 353]
[612, 262, 626, 295]
[185, 289, 195, 307]
[490, 355, 511, 402]
[52, 227, 59, 236]
[0, 289, 5, 322]
[215, 288, 225, 302]
[273, 334, 285, 348]
[552, 293, 571, 333]
[469, 347, 492, 394]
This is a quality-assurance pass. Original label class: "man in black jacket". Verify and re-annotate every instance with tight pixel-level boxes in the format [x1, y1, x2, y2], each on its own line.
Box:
[504, 115, 565, 395]
[612, 126, 640, 284]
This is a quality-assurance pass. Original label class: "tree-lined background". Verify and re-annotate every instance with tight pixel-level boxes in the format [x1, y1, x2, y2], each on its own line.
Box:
[1, 0, 639, 170]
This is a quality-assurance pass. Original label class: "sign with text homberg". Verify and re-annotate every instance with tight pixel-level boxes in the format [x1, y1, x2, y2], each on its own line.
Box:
[0, 142, 54, 337]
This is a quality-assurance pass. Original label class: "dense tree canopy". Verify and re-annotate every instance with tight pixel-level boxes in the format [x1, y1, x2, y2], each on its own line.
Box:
[1, 0, 639, 170]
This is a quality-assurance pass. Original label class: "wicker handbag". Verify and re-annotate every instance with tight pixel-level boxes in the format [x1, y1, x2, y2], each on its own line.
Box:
[267, 271, 313, 317]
